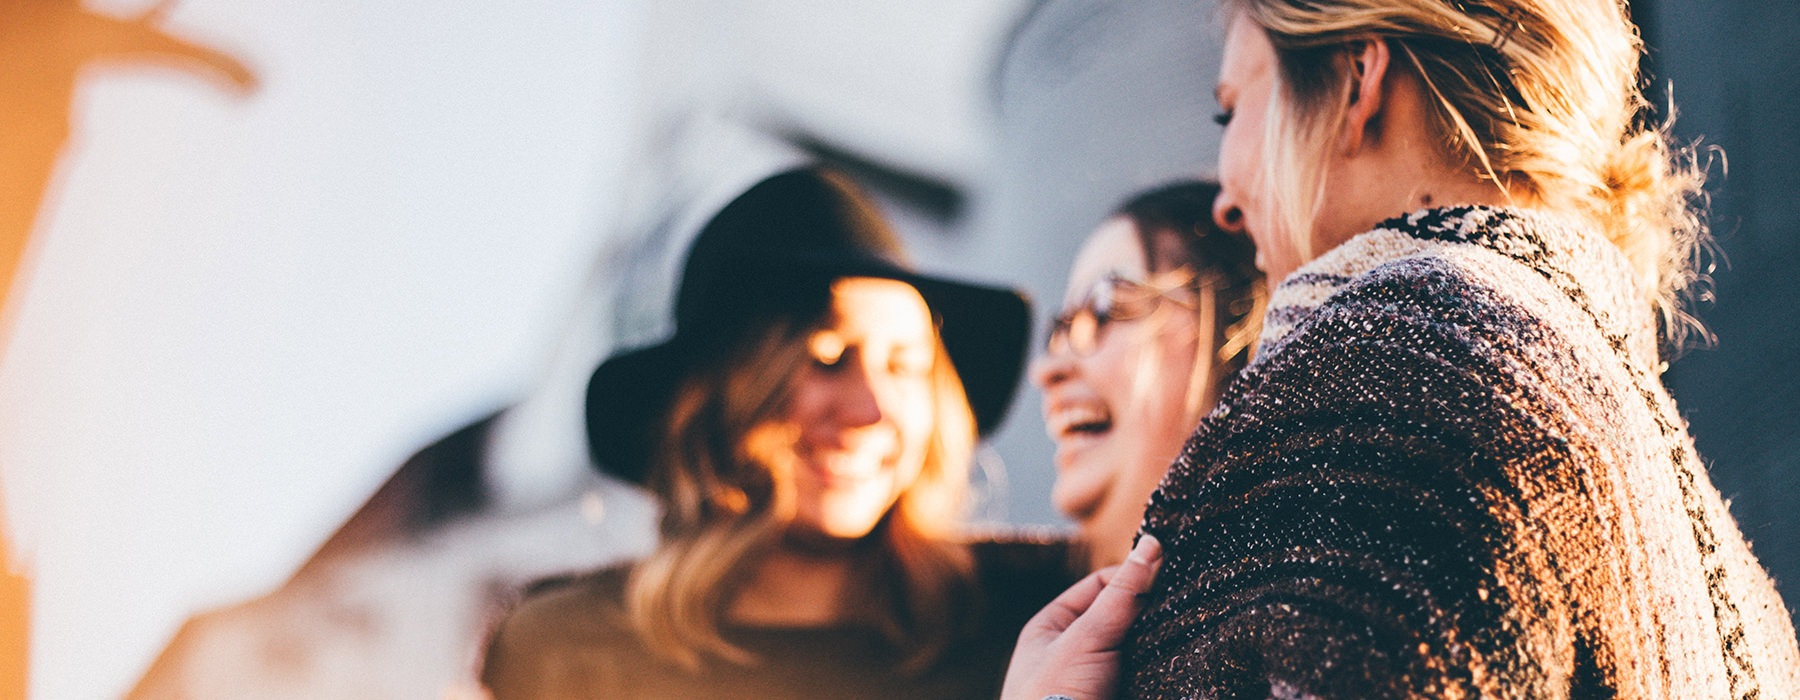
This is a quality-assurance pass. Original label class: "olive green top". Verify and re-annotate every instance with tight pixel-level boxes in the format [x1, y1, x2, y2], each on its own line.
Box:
[482, 537, 1078, 700]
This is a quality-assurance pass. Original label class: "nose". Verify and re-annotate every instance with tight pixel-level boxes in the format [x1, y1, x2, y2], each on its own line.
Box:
[1029, 345, 1076, 392]
[1212, 192, 1246, 234]
[833, 360, 887, 429]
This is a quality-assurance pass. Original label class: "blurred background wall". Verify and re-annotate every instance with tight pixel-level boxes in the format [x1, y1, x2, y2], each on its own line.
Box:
[1646, 0, 1800, 627]
[1, 2, 657, 697]
[0, 1, 1794, 698]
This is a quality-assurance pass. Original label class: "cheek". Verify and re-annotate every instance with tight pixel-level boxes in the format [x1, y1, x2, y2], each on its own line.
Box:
[889, 456, 925, 503]
[783, 374, 829, 428]
[1219, 120, 1259, 193]
[892, 384, 938, 457]
[1219, 128, 1248, 179]
[1081, 339, 1142, 402]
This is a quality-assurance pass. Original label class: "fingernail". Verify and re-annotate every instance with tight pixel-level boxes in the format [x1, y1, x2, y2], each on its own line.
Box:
[1127, 533, 1162, 565]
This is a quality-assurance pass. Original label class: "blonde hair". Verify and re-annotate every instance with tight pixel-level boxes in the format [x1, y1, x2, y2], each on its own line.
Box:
[1181, 266, 1268, 416]
[1226, 0, 1710, 348]
[624, 312, 978, 672]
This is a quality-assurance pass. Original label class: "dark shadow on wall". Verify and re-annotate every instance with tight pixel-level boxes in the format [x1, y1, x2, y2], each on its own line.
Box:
[1645, 0, 1800, 629]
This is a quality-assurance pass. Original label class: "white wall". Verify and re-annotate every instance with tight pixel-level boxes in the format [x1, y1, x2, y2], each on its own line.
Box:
[0, 1, 649, 697]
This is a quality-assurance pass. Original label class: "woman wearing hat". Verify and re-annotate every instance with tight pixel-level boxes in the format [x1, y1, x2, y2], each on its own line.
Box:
[480, 167, 1078, 699]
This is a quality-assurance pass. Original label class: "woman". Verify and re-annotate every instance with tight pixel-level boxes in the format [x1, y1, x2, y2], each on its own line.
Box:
[1007, 1, 1800, 697]
[480, 167, 1077, 699]
[1033, 181, 1263, 571]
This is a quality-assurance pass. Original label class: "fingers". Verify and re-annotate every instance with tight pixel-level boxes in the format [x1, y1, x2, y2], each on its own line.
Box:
[1000, 536, 1167, 700]
[1112, 533, 1163, 596]
[1027, 566, 1114, 637]
[1064, 534, 1163, 644]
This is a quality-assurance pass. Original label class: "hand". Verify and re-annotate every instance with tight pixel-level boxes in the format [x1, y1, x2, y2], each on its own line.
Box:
[1000, 534, 1163, 700]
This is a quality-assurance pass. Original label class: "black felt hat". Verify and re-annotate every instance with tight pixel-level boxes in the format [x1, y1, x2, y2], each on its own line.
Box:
[585, 167, 1031, 485]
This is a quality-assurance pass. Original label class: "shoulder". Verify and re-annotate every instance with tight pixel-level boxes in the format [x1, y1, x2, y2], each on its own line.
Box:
[1190, 254, 1570, 501]
[1222, 209, 1604, 441]
[1250, 246, 1563, 411]
[1254, 206, 1592, 370]
[504, 563, 633, 635]
[481, 563, 639, 696]
[1128, 220, 1610, 696]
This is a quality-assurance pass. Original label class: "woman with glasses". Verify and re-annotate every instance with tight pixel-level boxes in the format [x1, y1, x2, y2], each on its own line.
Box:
[1031, 180, 1264, 572]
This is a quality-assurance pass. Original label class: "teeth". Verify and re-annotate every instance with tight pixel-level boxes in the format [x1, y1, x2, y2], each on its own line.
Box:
[1046, 405, 1112, 438]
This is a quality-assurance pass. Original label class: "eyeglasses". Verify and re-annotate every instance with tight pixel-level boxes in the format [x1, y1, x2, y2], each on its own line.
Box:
[1045, 269, 1198, 357]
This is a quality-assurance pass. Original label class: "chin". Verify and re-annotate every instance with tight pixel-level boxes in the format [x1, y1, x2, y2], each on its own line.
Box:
[782, 521, 879, 554]
[1050, 489, 1096, 525]
[819, 521, 880, 540]
[1051, 456, 1112, 518]
[797, 508, 887, 541]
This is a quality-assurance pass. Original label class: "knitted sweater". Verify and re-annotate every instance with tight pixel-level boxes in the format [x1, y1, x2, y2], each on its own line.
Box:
[1126, 207, 1800, 699]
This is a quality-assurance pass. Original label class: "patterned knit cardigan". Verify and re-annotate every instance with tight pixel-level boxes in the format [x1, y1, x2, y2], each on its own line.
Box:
[1126, 207, 1800, 699]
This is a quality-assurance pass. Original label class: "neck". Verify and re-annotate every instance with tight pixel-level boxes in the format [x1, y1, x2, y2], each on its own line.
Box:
[726, 543, 864, 627]
[1318, 69, 1537, 255]
[1400, 173, 1524, 212]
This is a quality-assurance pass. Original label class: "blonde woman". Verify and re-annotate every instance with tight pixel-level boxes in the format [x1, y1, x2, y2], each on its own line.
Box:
[1033, 180, 1263, 572]
[1005, 1, 1800, 697]
[482, 168, 1077, 699]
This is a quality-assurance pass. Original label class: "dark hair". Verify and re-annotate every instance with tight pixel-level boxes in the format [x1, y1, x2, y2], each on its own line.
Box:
[1114, 180, 1266, 369]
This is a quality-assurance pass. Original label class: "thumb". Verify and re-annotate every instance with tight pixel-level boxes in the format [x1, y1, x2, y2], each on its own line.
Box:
[1066, 534, 1163, 644]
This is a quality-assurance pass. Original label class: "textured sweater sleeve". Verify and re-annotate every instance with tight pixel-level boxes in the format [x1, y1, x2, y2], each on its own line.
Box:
[1126, 261, 1602, 699]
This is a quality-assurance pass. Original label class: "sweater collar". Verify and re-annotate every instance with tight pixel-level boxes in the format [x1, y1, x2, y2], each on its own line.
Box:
[1253, 206, 1656, 365]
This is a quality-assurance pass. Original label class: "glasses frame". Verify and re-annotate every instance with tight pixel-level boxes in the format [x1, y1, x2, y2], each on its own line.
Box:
[1045, 268, 1201, 357]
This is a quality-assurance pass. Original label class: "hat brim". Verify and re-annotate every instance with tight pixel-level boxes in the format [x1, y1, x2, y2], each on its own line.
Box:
[773, 249, 1031, 436]
[584, 341, 691, 486]
[584, 263, 1029, 485]
[893, 272, 1032, 438]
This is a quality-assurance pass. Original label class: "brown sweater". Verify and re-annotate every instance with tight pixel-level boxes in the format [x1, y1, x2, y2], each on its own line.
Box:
[1128, 207, 1800, 698]
[481, 537, 1077, 700]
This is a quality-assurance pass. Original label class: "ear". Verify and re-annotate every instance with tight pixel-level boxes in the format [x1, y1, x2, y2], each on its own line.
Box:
[1339, 38, 1392, 154]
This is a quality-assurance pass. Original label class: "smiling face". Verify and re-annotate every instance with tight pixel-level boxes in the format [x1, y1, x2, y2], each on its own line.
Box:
[1031, 218, 1208, 567]
[748, 276, 940, 541]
